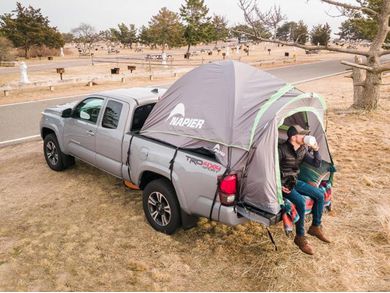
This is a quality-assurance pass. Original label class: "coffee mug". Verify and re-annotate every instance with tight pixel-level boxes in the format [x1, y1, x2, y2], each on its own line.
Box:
[304, 135, 317, 147]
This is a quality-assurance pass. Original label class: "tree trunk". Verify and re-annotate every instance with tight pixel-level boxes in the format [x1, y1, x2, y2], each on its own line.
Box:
[24, 46, 29, 59]
[352, 56, 365, 108]
[361, 70, 381, 111]
[186, 43, 191, 54]
[358, 54, 382, 111]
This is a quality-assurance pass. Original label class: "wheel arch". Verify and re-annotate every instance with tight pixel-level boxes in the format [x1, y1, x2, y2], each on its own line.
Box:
[41, 127, 56, 139]
[140, 171, 198, 229]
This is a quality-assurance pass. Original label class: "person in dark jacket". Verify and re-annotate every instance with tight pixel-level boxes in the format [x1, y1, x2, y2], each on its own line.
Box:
[279, 125, 331, 255]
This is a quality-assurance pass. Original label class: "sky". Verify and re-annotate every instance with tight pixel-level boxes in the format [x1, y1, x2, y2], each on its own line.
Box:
[0, 0, 348, 35]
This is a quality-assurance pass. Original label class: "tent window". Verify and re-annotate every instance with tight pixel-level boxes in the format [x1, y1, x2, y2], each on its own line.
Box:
[278, 111, 309, 143]
[279, 111, 308, 130]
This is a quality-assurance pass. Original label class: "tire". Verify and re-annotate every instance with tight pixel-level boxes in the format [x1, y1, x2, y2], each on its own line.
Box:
[43, 133, 74, 171]
[142, 178, 181, 235]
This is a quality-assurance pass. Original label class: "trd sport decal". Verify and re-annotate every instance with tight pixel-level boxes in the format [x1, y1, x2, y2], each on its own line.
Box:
[185, 155, 221, 172]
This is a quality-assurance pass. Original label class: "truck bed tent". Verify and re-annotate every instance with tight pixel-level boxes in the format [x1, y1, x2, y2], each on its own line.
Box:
[140, 60, 332, 215]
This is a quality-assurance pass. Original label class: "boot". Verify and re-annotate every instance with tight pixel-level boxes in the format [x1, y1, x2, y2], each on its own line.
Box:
[308, 225, 331, 243]
[294, 235, 314, 255]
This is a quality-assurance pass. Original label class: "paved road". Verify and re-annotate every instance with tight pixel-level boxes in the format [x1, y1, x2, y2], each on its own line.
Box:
[0, 55, 148, 75]
[0, 59, 350, 146]
[0, 59, 93, 75]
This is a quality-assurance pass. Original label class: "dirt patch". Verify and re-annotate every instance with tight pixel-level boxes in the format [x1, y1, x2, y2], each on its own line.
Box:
[0, 75, 389, 291]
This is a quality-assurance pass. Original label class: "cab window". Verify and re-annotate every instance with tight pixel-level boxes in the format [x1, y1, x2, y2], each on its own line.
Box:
[102, 100, 123, 129]
[72, 98, 104, 124]
[131, 103, 155, 132]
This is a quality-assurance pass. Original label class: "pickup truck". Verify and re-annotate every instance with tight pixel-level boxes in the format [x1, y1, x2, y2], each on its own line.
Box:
[40, 87, 276, 234]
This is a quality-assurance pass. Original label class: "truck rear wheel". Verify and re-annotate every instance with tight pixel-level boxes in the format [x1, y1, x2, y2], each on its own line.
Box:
[43, 133, 74, 171]
[143, 179, 181, 235]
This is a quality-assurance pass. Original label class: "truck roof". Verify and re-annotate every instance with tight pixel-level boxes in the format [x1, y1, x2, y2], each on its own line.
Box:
[97, 87, 167, 105]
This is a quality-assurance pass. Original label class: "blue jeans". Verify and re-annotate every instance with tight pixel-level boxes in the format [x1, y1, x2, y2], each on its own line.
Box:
[284, 180, 325, 236]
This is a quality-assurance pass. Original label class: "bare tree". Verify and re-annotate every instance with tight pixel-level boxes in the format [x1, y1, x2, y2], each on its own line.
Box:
[256, 4, 286, 38]
[71, 23, 100, 54]
[238, 0, 286, 39]
[238, 0, 390, 111]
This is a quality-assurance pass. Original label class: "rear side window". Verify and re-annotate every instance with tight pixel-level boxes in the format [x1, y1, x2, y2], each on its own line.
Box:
[72, 97, 104, 124]
[131, 103, 155, 132]
[102, 100, 123, 129]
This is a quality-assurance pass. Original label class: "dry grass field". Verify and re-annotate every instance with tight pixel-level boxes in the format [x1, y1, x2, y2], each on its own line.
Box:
[0, 73, 389, 291]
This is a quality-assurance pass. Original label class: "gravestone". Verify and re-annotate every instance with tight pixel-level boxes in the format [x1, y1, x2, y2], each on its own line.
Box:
[161, 52, 167, 66]
[19, 62, 30, 84]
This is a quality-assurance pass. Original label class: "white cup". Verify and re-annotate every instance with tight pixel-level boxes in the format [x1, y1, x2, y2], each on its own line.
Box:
[304, 135, 317, 147]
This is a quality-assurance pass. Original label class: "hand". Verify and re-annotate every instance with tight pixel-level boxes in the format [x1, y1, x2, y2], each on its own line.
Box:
[282, 186, 291, 194]
[312, 143, 320, 152]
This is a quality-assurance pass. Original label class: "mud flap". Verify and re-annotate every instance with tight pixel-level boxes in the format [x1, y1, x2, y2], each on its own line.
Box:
[181, 209, 199, 230]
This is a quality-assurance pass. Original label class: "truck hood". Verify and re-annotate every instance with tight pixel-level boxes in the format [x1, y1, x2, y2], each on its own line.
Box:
[43, 101, 79, 116]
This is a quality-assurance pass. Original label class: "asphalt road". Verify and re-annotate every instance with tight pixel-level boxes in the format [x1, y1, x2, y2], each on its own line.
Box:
[0, 56, 142, 75]
[0, 55, 148, 75]
[0, 59, 93, 75]
[0, 59, 350, 146]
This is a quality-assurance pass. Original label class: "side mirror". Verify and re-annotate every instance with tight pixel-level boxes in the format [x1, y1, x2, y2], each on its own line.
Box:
[61, 108, 72, 118]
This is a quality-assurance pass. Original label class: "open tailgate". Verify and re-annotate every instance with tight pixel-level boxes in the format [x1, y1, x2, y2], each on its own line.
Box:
[236, 202, 282, 226]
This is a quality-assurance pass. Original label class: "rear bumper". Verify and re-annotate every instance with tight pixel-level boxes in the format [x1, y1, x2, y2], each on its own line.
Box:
[217, 205, 248, 226]
[235, 203, 282, 226]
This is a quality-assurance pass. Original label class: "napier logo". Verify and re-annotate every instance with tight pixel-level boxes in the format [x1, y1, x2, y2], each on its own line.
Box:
[166, 103, 205, 129]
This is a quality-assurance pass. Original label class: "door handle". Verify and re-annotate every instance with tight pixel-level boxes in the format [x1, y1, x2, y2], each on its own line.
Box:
[86, 130, 95, 136]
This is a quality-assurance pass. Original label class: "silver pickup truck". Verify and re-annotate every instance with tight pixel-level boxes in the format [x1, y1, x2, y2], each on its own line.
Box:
[40, 88, 276, 234]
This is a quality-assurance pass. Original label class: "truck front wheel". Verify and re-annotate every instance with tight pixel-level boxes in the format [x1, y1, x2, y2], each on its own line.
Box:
[43, 133, 74, 171]
[143, 179, 181, 235]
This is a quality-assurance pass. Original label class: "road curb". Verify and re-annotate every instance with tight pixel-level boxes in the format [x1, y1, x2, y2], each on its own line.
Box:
[0, 135, 41, 148]
[293, 70, 351, 85]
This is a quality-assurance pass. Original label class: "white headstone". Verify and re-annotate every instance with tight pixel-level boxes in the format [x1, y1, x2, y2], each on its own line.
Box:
[161, 52, 167, 66]
[60, 47, 64, 57]
[225, 46, 230, 57]
[19, 62, 30, 84]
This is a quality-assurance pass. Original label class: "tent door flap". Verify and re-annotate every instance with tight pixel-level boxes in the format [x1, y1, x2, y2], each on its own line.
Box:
[236, 202, 281, 226]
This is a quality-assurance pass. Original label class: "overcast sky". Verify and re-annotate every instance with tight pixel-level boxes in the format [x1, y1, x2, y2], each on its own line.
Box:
[0, 0, 347, 35]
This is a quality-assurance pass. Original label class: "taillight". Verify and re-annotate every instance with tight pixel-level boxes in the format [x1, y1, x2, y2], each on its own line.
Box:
[219, 174, 237, 206]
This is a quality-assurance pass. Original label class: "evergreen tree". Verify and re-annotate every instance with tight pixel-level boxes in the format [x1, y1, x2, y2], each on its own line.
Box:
[110, 23, 138, 48]
[337, 0, 389, 42]
[277, 21, 308, 44]
[148, 7, 185, 51]
[310, 23, 331, 46]
[0, 2, 64, 58]
[138, 25, 153, 47]
[210, 15, 229, 44]
[180, 0, 212, 54]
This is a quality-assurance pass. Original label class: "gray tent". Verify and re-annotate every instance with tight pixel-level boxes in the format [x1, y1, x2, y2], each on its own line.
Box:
[141, 60, 332, 215]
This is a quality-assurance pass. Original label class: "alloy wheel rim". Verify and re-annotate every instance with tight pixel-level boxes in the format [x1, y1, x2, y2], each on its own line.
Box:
[147, 191, 171, 226]
[46, 141, 58, 165]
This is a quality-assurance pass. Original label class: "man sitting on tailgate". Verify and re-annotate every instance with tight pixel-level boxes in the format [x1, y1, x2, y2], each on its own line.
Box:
[279, 125, 331, 255]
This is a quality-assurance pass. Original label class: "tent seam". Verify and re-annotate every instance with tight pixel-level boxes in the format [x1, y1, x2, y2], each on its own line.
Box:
[248, 83, 294, 147]
[140, 130, 250, 151]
